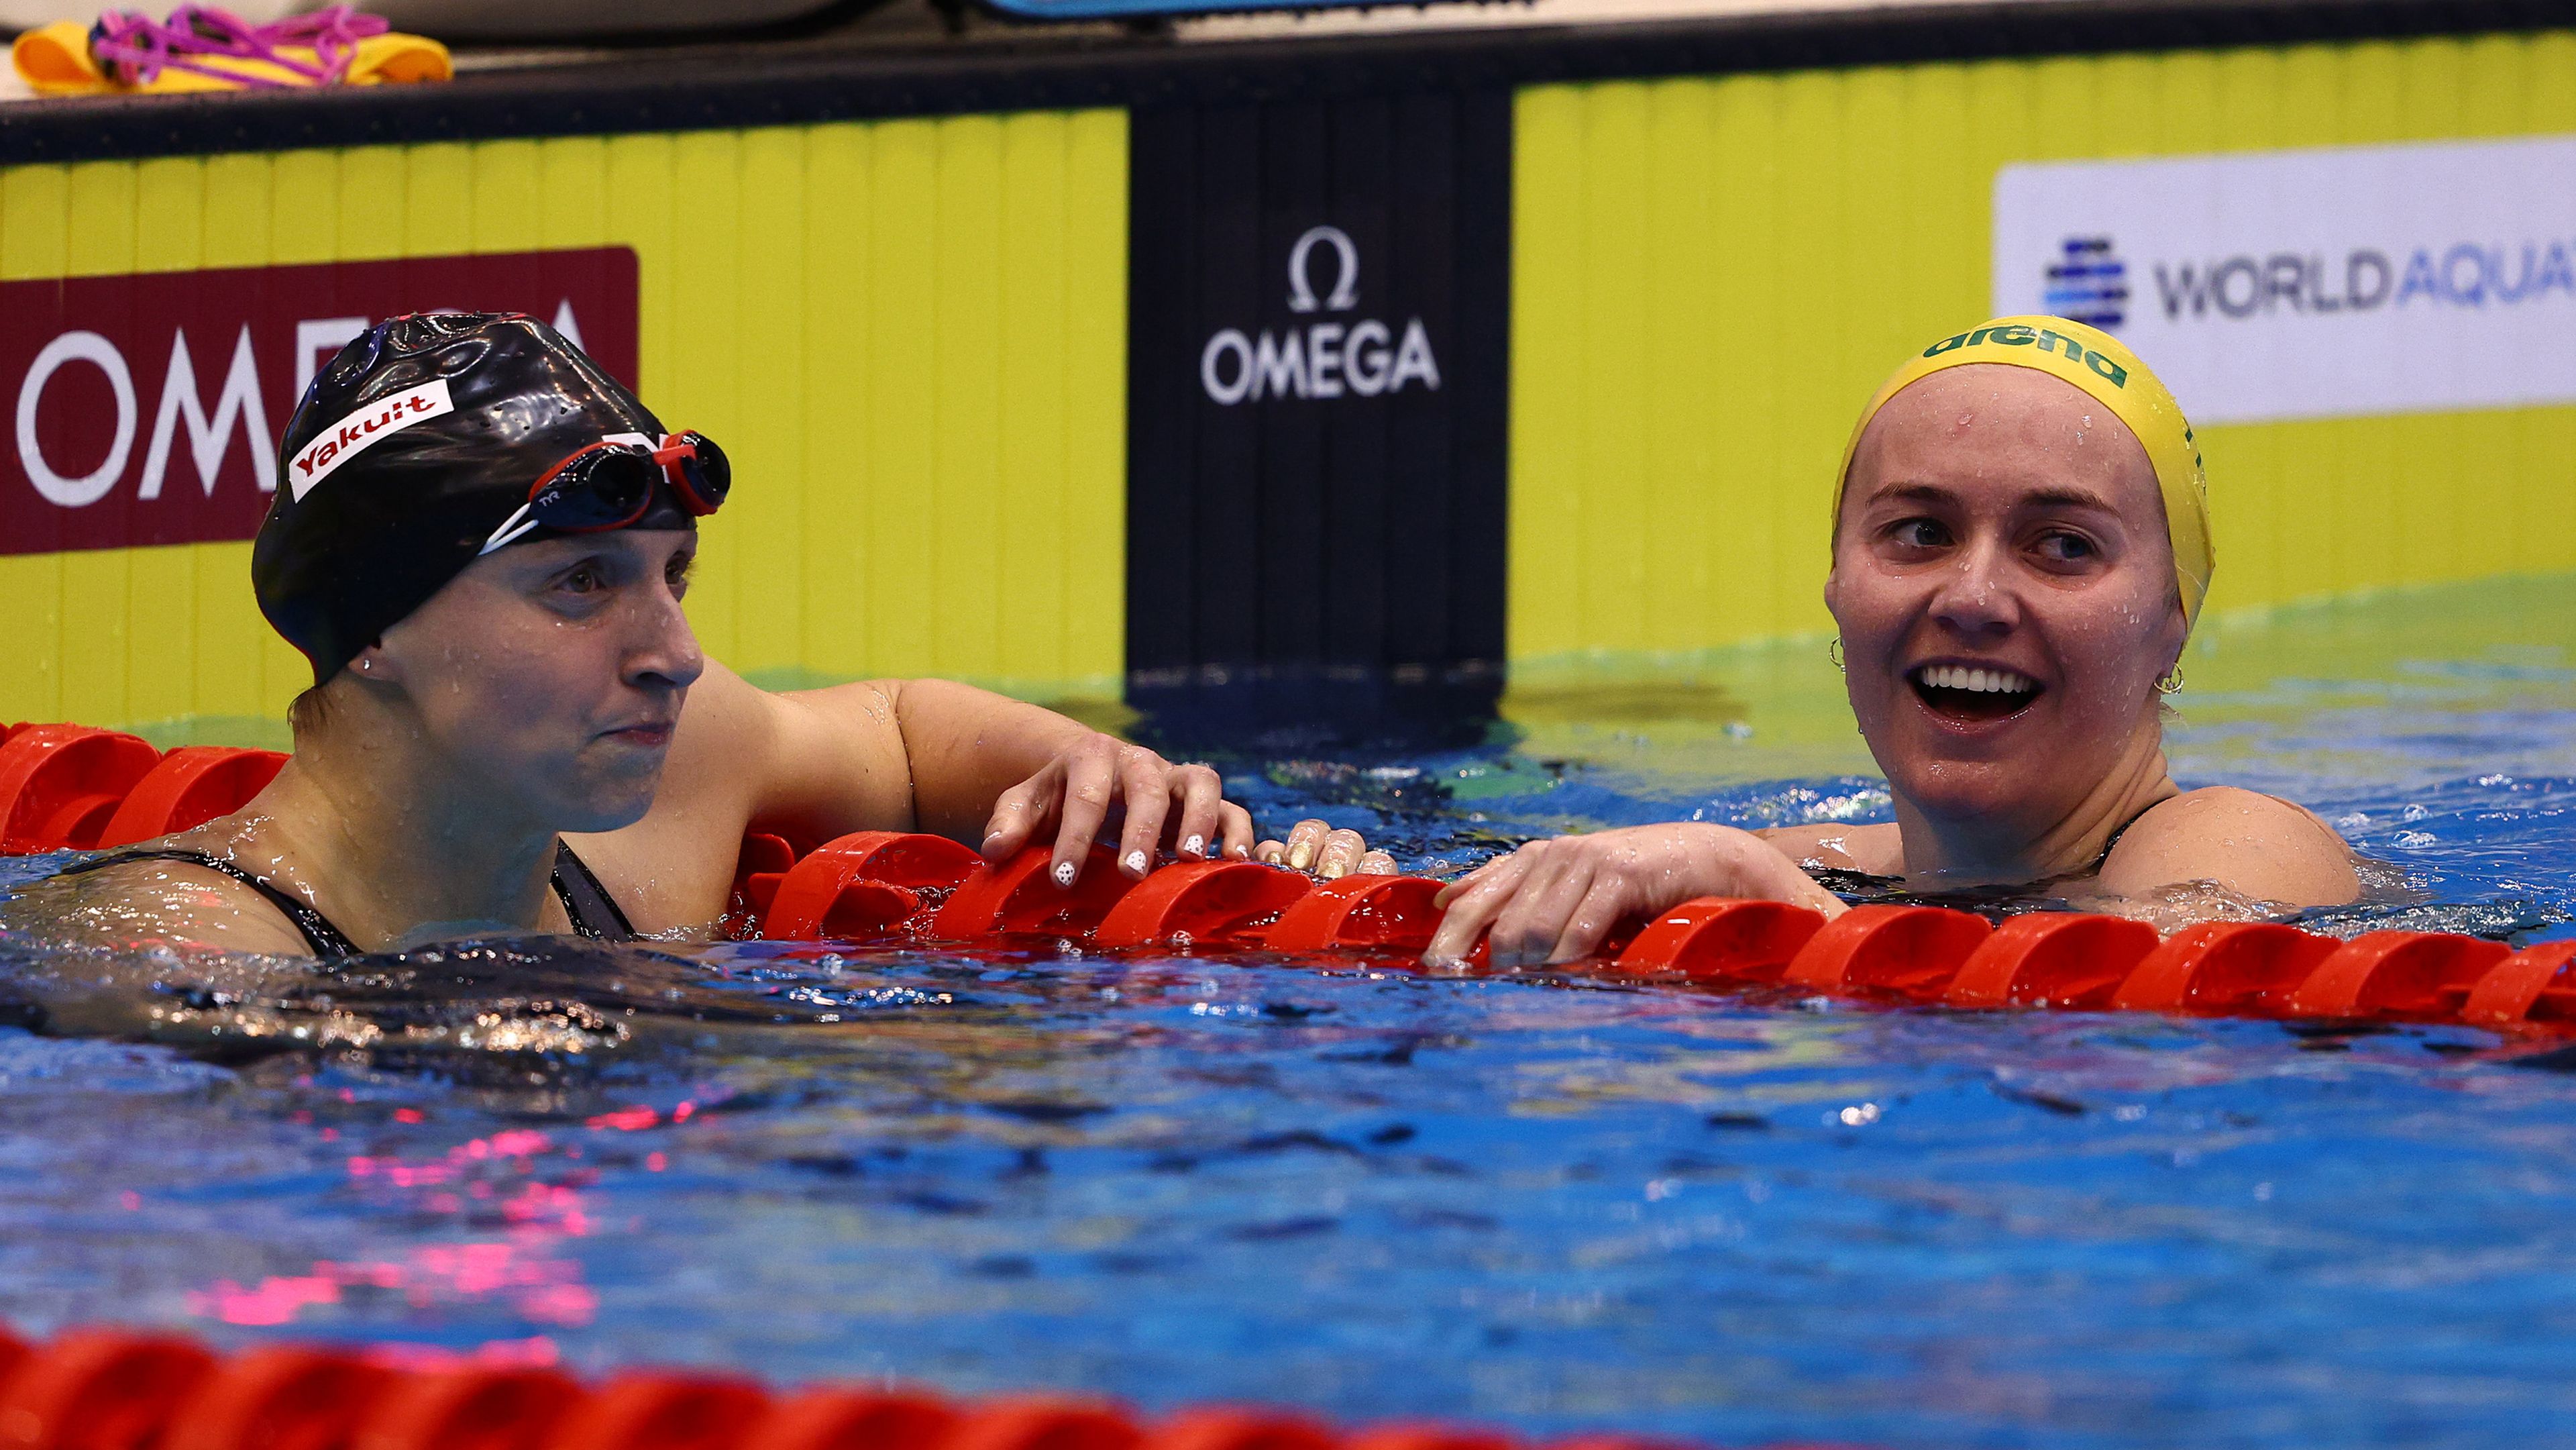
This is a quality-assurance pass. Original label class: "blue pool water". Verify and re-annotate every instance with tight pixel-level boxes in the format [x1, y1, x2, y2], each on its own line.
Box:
[1, 578, 2573, 1449]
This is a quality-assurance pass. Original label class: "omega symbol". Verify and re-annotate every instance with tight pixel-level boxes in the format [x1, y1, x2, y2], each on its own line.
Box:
[1285, 225, 1360, 313]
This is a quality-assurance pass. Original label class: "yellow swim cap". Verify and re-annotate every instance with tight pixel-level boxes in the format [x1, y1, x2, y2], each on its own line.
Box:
[1832, 315, 2213, 631]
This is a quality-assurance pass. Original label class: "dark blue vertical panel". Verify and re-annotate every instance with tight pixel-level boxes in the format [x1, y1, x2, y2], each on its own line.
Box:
[1125, 88, 1511, 731]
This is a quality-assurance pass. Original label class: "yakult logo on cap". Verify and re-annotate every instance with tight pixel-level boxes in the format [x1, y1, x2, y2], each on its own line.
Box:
[288, 380, 453, 500]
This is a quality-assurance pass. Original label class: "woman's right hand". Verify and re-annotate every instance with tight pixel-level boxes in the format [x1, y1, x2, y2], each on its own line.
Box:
[1423, 823, 1845, 969]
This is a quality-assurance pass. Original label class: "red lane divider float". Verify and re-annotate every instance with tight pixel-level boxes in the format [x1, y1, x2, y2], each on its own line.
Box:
[1, 719, 2569, 1037]
[1611, 900, 1823, 984]
[0, 725, 284, 854]
[1942, 913, 2160, 1010]
[0, 1321, 1705, 1450]
[1093, 860, 1311, 948]
[738, 827, 2572, 1037]
[1782, 905, 1992, 999]
[754, 831, 983, 940]
[98, 746, 288, 849]
[2109, 922, 2341, 1017]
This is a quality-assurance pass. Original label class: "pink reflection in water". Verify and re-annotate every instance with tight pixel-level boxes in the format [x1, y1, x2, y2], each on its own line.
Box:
[191, 1117, 627, 1331]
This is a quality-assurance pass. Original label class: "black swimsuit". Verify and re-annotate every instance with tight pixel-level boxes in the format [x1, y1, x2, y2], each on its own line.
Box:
[1810, 799, 2169, 914]
[55, 841, 635, 957]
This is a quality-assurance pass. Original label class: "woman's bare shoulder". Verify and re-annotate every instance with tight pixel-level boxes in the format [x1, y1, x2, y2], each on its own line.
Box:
[0, 853, 313, 956]
[1753, 821, 1904, 875]
[2098, 786, 2358, 907]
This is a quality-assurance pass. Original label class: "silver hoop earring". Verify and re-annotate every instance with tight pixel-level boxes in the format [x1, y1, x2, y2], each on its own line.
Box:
[2155, 665, 2184, 695]
[1827, 638, 1845, 674]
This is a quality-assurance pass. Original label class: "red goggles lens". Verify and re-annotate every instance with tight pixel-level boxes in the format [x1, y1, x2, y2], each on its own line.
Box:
[655, 431, 730, 516]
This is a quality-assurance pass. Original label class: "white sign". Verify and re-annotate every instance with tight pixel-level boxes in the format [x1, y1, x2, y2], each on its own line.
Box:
[286, 379, 453, 499]
[1992, 134, 2576, 425]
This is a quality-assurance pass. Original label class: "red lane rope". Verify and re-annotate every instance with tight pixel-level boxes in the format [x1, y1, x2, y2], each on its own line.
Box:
[3, 719, 2569, 1033]
[0, 1322, 1707, 1450]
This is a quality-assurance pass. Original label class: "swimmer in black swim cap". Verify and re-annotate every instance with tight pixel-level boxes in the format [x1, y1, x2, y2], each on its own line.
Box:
[19, 312, 1354, 955]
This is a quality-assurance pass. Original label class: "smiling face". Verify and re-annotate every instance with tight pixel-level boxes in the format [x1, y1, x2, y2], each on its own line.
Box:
[1825, 365, 2187, 844]
[360, 528, 705, 833]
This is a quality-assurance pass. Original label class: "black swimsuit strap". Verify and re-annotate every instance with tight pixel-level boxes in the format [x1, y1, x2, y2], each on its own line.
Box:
[60, 841, 635, 956]
[549, 841, 635, 941]
[1810, 794, 2182, 909]
[56, 848, 361, 958]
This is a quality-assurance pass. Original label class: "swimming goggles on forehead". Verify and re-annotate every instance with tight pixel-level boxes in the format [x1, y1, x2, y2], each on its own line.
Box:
[478, 431, 730, 556]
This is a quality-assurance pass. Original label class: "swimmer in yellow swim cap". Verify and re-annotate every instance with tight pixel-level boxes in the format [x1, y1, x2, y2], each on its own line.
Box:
[1426, 316, 2359, 968]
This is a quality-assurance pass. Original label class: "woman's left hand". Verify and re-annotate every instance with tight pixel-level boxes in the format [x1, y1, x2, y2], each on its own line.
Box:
[979, 735, 1255, 884]
[1424, 823, 1845, 968]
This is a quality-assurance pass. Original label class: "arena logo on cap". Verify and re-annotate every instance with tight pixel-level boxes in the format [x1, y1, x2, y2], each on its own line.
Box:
[288, 381, 453, 499]
[0, 247, 637, 557]
[1922, 323, 2129, 386]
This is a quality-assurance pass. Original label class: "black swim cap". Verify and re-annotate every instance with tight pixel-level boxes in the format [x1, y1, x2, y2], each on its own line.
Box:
[253, 312, 719, 684]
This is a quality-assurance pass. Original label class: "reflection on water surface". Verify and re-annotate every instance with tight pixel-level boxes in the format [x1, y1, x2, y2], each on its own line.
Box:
[2, 574, 2573, 1450]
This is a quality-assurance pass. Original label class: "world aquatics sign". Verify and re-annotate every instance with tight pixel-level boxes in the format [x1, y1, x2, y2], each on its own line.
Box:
[1992, 135, 2576, 425]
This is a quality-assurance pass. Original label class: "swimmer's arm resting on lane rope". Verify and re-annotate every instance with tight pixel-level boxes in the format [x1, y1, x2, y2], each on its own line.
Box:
[574, 662, 1254, 931]
[1416, 790, 2360, 970]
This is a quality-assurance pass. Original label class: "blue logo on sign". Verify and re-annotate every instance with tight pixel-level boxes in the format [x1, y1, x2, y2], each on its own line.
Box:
[2043, 236, 2127, 329]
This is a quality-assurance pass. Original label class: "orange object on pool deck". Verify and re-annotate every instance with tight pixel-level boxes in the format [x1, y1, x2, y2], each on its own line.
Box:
[933, 845, 1138, 939]
[1093, 859, 1313, 947]
[759, 831, 982, 941]
[161, 1345, 393, 1450]
[546, 1371, 771, 1450]
[1783, 905, 1993, 998]
[1944, 913, 2161, 1009]
[12, 10, 450, 97]
[2285, 931, 2516, 1020]
[0, 1328, 217, 1450]
[1262, 874, 1446, 953]
[945, 1400, 1144, 1450]
[2459, 941, 2576, 1028]
[357, 1365, 588, 1450]
[0, 725, 164, 854]
[2110, 922, 2341, 1016]
[1145, 1408, 1339, 1450]
[749, 1389, 959, 1450]
[95, 745, 288, 847]
[1611, 898, 1825, 982]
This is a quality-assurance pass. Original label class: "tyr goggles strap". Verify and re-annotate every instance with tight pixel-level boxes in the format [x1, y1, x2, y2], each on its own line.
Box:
[478, 430, 727, 556]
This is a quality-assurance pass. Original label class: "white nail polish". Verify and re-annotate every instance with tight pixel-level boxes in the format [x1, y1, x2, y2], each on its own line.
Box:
[1124, 849, 1148, 875]
[1182, 835, 1205, 858]
[1053, 861, 1076, 888]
